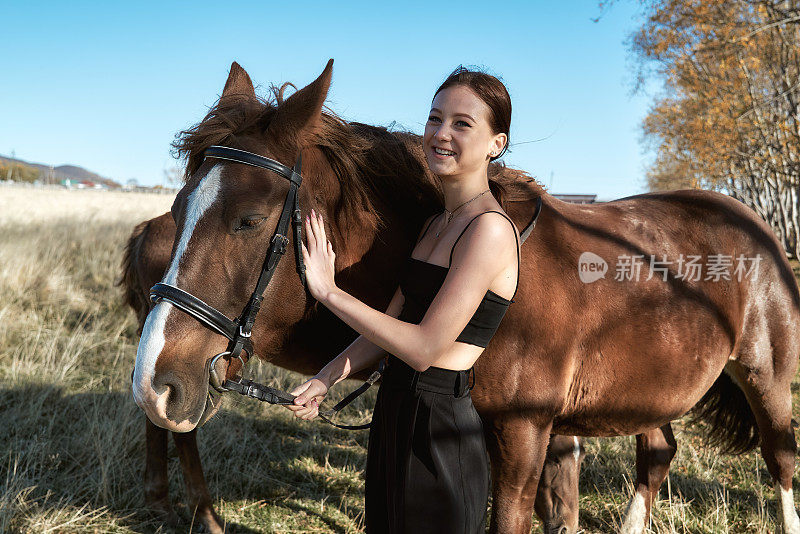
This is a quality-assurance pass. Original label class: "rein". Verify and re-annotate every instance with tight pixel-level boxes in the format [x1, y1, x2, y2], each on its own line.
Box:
[149, 145, 379, 430]
[222, 361, 384, 431]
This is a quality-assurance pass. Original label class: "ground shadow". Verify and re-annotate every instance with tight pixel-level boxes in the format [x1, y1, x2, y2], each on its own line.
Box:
[1, 383, 368, 533]
[2, 383, 783, 533]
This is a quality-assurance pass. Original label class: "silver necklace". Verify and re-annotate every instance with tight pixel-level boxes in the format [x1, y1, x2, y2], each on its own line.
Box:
[436, 189, 491, 237]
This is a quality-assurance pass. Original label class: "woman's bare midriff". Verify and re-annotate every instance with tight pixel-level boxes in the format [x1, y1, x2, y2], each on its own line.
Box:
[427, 341, 484, 371]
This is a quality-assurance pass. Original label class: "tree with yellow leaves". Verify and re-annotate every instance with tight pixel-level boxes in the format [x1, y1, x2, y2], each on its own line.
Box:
[629, 0, 800, 257]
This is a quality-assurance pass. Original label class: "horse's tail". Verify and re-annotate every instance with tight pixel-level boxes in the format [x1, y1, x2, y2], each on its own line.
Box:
[117, 219, 151, 335]
[688, 370, 760, 454]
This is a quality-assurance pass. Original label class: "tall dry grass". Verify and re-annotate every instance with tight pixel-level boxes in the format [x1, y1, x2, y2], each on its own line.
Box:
[0, 185, 797, 532]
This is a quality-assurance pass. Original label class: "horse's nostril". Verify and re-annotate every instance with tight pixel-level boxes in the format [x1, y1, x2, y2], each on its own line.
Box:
[146, 368, 208, 427]
[166, 382, 184, 409]
[152, 372, 185, 414]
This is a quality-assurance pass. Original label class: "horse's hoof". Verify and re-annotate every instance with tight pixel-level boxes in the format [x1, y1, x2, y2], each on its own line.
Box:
[187, 506, 226, 534]
[146, 502, 181, 528]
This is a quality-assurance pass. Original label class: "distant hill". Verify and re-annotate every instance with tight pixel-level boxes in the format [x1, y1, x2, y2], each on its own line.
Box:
[0, 154, 122, 188]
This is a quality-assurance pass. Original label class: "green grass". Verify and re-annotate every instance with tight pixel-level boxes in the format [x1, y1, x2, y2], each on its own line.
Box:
[0, 187, 798, 533]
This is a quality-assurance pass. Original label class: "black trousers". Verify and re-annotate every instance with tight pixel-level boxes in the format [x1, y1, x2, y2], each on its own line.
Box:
[365, 354, 490, 533]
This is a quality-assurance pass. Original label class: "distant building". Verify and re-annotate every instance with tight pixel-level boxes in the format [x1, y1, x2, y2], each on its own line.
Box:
[75, 180, 107, 190]
[553, 194, 598, 204]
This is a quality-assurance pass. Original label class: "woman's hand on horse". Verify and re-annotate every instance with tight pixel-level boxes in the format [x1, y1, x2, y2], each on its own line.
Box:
[285, 376, 329, 421]
[301, 208, 338, 302]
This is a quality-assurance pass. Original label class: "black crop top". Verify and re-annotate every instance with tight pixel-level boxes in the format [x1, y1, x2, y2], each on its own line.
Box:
[398, 210, 520, 348]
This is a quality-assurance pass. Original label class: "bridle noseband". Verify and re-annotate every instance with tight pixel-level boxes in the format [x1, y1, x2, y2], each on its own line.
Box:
[148, 145, 380, 430]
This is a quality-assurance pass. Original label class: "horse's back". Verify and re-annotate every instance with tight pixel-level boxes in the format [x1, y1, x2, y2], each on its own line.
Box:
[499, 189, 800, 436]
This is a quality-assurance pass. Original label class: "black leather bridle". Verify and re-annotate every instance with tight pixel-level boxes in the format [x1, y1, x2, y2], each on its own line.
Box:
[148, 145, 380, 430]
[151, 146, 306, 369]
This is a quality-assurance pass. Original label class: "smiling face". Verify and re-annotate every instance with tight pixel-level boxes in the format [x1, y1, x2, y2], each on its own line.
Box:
[423, 85, 507, 178]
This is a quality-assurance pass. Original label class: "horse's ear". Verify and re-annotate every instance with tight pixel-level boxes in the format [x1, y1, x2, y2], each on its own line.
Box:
[267, 59, 333, 152]
[222, 61, 255, 99]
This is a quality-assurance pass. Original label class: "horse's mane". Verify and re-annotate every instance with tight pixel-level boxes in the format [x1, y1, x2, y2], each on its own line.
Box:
[170, 82, 544, 236]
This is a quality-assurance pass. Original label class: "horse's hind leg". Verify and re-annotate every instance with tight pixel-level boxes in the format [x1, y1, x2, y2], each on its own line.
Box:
[725, 357, 800, 533]
[620, 423, 677, 534]
[535, 435, 585, 534]
[172, 430, 225, 534]
[144, 417, 179, 526]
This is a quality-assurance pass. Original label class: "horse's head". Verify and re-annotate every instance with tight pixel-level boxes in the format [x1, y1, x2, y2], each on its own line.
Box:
[133, 60, 334, 432]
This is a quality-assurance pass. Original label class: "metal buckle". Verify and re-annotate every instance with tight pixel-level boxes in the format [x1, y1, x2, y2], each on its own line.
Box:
[271, 233, 289, 253]
[239, 325, 252, 338]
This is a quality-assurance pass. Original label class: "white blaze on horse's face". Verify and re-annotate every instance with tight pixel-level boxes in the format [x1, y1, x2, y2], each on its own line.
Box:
[132, 165, 222, 412]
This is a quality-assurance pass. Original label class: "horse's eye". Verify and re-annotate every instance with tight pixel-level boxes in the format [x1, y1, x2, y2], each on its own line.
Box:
[235, 216, 266, 232]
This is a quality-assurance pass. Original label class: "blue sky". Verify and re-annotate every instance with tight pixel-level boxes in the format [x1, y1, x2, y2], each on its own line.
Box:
[2, 1, 652, 200]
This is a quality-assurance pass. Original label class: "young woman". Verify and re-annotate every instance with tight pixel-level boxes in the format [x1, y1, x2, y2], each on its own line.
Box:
[284, 66, 521, 533]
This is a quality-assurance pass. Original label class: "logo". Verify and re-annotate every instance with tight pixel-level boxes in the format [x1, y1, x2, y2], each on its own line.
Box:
[577, 251, 761, 283]
[578, 252, 608, 283]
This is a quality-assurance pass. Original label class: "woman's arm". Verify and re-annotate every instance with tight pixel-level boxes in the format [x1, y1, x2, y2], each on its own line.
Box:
[304, 209, 516, 372]
[313, 213, 437, 386]
[314, 283, 404, 389]
[285, 213, 436, 420]
[284, 282, 404, 420]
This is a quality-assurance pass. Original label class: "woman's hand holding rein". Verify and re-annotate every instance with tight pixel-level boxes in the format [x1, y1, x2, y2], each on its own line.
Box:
[285, 375, 330, 421]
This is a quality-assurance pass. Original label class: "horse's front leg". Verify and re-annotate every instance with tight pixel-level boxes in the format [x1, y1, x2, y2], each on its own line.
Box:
[144, 417, 179, 526]
[172, 429, 225, 534]
[485, 414, 554, 534]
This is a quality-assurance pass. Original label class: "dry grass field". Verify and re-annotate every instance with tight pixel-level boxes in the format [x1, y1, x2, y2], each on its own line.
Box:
[1, 185, 799, 533]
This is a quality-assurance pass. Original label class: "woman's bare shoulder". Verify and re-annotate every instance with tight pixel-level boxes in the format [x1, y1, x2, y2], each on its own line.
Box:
[452, 210, 519, 264]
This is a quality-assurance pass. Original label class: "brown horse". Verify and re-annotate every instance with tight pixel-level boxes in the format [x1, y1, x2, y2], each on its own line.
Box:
[128, 60, 800, 533]
[121, 219, 754, 532]
[127, 217, 593, 533]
